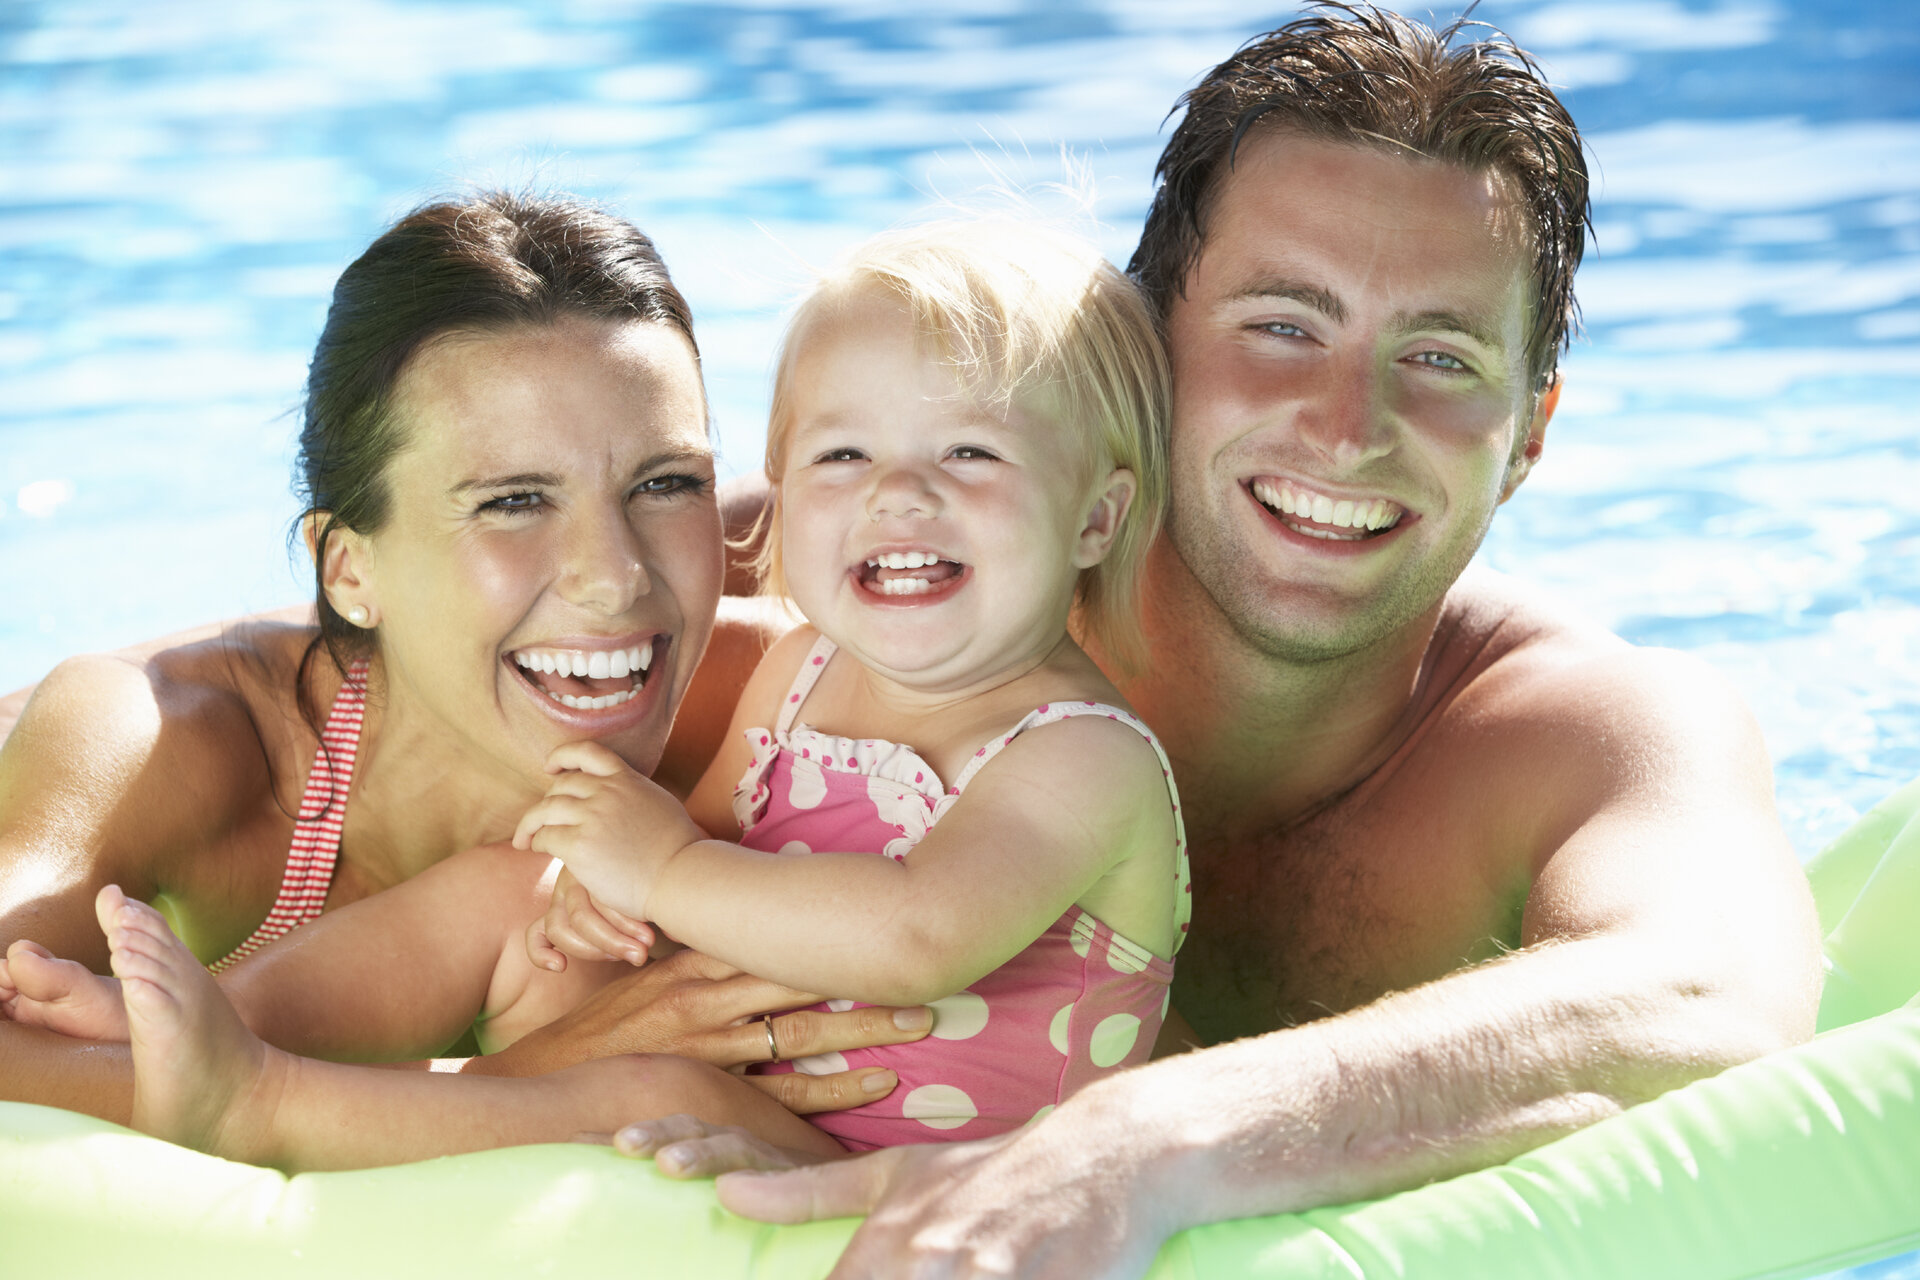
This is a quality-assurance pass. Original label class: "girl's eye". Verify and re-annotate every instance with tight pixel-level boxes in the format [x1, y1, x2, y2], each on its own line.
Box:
[482, 491, 543, 515]
[949, 446, 999, 461]
[815, 448, 867, 464]
[1410, 350, 1470, 372]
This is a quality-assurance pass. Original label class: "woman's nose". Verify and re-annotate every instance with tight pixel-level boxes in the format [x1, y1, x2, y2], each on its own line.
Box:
[558, 507, 653, 614]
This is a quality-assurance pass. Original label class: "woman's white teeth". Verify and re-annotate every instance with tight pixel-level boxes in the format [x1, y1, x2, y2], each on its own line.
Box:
[512, 644, 653, 679]
[868, 550, 941, 570]
[1251, 480, 1401, 531]
[546, 687, 638, 711]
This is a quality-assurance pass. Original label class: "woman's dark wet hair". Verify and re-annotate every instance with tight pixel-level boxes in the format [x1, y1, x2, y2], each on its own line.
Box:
[293, 191, 699, 732]
[1128, 2, 1590, 388]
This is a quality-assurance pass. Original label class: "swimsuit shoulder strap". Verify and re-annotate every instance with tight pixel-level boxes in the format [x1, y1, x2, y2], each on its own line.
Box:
[775, 634, 838, 735]
[947, 699, 1191, 951]
[209, 658, 369, 972]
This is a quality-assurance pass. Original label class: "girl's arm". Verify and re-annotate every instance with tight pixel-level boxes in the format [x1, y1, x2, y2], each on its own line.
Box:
[526, 713, 1178, 1008]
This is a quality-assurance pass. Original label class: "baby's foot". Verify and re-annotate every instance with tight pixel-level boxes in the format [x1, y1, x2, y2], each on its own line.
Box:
[97, 886, 282, 1163]
[0, 940, 129, 1041]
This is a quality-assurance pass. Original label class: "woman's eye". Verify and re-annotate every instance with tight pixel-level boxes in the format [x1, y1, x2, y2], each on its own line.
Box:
[634, 472, 710, 496]
[482, 491, 543, 515]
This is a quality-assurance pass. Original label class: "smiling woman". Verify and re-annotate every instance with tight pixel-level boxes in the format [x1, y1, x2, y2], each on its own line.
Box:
[0, 191, 921, 1123]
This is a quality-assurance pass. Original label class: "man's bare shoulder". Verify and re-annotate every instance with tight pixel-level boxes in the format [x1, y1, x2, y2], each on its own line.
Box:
[1439, 570, 1774, 828]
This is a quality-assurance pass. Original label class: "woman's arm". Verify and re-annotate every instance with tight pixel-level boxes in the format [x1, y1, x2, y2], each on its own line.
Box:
[0, 650, 274, 1118]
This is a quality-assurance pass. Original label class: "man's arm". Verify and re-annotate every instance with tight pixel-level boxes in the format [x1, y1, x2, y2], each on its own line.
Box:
[710, 649, 1822, 1278]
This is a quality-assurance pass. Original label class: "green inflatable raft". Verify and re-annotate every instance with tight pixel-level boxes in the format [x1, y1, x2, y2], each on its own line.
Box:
[5, 778, 1918, 1279]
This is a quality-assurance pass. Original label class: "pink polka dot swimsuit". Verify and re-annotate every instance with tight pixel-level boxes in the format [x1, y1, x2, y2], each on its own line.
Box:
[744, 636, 1190, 1151]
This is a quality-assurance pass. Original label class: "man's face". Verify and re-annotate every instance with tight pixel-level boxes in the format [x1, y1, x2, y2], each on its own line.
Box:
[1161, 130, 1553, 662]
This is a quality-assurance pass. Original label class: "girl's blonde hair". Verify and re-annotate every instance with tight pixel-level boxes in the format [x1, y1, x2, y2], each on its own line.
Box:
[752, 219, 1170, 673]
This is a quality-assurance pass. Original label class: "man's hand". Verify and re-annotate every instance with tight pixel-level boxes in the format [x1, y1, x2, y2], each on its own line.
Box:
[464, 947, 934, 1116]
[717, 1107, 1178, 1280]
[513, 740, 706, 920]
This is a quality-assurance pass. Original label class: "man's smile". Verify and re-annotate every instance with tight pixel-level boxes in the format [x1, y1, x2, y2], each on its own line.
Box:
[1247, 478, 1407, 543]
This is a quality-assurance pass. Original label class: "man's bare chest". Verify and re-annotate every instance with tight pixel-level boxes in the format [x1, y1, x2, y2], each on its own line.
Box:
[1172, 802, 1532, 1045]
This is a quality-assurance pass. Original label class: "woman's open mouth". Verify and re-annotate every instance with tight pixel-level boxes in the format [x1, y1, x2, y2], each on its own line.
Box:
[856, 549, 969, 600]
[508, 639, 657, 710]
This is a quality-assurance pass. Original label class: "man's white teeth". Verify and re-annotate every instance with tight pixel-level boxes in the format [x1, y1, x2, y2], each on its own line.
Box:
[512, 644, 653, 679]
[871, 577, 936, 596]
[1250, 479, 1401, 531]
[868, 551, 942, 570]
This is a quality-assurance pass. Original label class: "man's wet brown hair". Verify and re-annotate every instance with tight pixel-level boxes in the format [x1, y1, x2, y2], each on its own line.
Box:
[1128, 2, 1590, 386]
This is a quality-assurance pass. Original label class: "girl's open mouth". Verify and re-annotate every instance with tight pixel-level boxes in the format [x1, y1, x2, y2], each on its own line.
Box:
[856, 550, 969, 600]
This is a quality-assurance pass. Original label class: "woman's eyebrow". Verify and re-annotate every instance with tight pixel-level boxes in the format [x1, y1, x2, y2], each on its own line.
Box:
[447, 471, 557, 496]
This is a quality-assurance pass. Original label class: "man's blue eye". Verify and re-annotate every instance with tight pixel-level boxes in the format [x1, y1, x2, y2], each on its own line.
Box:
[1413, 351, 1469, 372]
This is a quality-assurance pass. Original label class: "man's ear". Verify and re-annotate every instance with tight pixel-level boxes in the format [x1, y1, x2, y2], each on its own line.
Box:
[306, 513, 379, 626]
[1500, 375, 1561, 503]
[1072, 467, 1138, 569]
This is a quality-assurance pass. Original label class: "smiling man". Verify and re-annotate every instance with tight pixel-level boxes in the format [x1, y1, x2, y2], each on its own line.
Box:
[677, 7, 1824, 1277]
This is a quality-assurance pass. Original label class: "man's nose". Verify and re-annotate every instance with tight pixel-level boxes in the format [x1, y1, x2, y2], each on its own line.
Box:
[1295, 352, 1394, 468]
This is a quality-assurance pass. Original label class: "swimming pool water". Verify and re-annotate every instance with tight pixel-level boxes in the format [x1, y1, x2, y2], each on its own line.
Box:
[0, 5, 1916, 1267]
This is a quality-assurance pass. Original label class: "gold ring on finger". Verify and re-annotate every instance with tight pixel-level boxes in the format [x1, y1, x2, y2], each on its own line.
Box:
[763, 1015, 781, 1064]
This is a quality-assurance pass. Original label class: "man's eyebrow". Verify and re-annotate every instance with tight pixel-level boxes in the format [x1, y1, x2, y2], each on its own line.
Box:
[1224, 278, 1348, 324]
[1393, 309, 1508, 352]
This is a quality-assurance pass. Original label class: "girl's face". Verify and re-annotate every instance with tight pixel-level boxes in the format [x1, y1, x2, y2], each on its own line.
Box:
[336, 316, 722, 788]
[776, 292, 1131, 695]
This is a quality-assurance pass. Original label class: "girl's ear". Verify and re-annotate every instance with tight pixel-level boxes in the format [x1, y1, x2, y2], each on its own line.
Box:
[307, 513, 379, 628]
[1072, 467, 1137, 569]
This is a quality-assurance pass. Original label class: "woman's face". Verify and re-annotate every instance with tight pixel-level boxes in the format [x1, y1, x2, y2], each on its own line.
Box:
[343, 316, 722, 788]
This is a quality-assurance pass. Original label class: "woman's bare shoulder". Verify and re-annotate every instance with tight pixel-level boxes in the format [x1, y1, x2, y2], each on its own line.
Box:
[0, 616, 321, 884]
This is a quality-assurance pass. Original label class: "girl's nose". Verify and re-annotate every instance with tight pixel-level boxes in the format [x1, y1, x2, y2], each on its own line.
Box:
[865, 461, 942, 522]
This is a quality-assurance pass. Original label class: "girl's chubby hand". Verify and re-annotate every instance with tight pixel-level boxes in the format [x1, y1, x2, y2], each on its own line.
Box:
[526, 865, 656, 973]
[512, 740, 707, 922]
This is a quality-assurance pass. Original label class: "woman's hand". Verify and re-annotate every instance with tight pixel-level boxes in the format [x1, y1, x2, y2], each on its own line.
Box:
[527, 865, 655, 971]
[463, 947, 932, 1115]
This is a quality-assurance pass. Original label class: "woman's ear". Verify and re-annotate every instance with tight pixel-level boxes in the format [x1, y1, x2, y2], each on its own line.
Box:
[1500, 375, 1561, 503]
[1072, 467, 1138, 569]
[309, 514, 379, 628]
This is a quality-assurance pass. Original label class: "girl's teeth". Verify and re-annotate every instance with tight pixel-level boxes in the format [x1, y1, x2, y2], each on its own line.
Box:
[869, 551, 939, 570]
[872, 577, 936, 596]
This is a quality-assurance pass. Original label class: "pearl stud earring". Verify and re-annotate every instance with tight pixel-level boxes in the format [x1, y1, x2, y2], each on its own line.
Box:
[346, 605, 370, 627]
